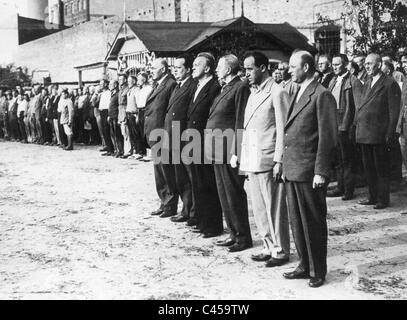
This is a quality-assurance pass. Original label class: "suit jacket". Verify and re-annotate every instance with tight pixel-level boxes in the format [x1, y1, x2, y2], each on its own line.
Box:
[397, 80, 407, 136]
[328, 73, 362, 132]
[283, 80, 337, 182]
[354, 73, 401, 144]
[319, 72, 335, 88]
[164, 77, 196, 152]
[144, 75, 177, 148]
[60, 98, 74, 125]
[49, 95, 60, 120]
[108, 90, 119, 120]
[205, 76, 250, 163]
[240, 78, 289, 173]
[358, 69, 369, 84]
[280, 79, 299, 97]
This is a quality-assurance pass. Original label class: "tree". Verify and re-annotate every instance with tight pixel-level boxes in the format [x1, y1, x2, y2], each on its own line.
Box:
[344, 0, 407, 57]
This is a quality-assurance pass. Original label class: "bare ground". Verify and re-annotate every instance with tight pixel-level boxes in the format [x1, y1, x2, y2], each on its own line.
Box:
[1, 141, 407, 300]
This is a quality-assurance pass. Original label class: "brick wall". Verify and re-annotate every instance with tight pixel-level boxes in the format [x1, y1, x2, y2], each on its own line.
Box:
[15, 16, 122, 84]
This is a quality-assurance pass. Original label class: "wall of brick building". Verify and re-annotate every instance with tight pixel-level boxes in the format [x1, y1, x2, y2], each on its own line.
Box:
[15, 16, 122, 84]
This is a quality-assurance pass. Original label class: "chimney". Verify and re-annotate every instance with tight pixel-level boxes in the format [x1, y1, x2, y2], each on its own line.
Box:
[174, 0, 181, 22]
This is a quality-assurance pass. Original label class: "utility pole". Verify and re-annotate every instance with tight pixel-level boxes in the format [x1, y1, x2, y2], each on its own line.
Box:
[152, 0, 157, 21]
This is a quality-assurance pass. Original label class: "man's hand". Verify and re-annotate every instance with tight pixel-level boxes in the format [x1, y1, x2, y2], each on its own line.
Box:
[273, 162, 283, 182]
[230, 155, 239, 169]
[313, 175, 326, 189]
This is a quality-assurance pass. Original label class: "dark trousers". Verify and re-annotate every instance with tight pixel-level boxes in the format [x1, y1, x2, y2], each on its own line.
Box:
[286, 181, 328, 279]
[127, 112, 138, 154]
[8, 114, 20, 140]
[18, 113, 27, 141]
[108, 117, 123, 154]
[213, 164, 252, 245]
[173, 162, 193, 218]
[389, 138, 403, 182]
[41, 118, 53, 143]
[100, 110, 113, 152]
[75, 109, 84, 143]
[154, 162, 178, 214]
[186, 163, 223, 233]
[360, 143, 391, 205]
[334, 131, 355, 196]
[134, 109, 147, 155]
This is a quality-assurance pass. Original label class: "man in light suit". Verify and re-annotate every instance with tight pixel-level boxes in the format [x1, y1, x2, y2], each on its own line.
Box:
[240, 51, 290, 267]
[355, 53, 401, 209]
[283, 51, 337, 288]
[144, 58, 177, 217]
[185, 52, 223, 237]
[205, 54, 252, 253]
[164, 54, 196, 223]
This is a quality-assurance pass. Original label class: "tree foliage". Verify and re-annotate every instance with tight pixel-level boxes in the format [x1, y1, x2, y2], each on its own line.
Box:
[344, 0, 407, 57]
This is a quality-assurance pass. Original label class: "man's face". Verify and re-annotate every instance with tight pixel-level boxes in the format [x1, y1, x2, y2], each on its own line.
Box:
[354, 57, 365, 69]
[289, 54, 307, 84]
[318, 57, 330, 73]
[109, 81, 116, 91]
[173, 58, 190, 82]
[136, 75, 145, 87]
[192, 56, 207, 80]
[62, 92, 68, 99]
[118, 76, 126, 87]
[332, 57, 346, 76]
[128, 76, 137, 87]
[151, 60, 165, 81]
[216, 58, 229, 83]
[100, 80, 107, 89]
[278, 63, 289, 81]
[401, 56, 407, 74]
[364, 55, 381, 77]
[244, 56, 264, 86]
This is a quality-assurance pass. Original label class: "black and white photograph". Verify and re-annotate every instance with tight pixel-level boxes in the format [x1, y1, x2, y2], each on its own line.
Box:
[1, 0, 407, 304]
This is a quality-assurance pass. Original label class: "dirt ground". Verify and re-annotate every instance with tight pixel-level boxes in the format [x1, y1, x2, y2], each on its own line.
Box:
[1, 141, 407, 300]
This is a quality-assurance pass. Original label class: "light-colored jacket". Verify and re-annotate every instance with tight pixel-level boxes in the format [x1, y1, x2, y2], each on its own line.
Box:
[240, 78, 289, 173]
[59, 98, 74, 125]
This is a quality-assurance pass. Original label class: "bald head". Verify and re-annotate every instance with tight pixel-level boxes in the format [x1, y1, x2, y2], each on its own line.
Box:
[289, 50, 316, 84]
[365, 53, 382, 77]
[151, 58, 169, 81]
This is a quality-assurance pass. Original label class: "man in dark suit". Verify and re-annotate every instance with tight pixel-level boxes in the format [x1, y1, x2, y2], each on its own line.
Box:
[184, 52, 223, 237]
[205, 54, 252, 253]
[283, 50, 337, 288]
[355, 53, 401, 209]
[144, 58, 177, 217]
[108, 80, 124, 158]
[327, 54, 363, 200]
[318, 55, 335, 88]
[162, 54, 196, 223]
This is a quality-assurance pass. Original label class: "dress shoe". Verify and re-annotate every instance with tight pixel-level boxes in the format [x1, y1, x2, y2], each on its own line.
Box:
[309, 277, 325, 288]
[283, 269, 310, 280]
[342, 194, 354, 201]
[203, 232, 222, 239]
[215, 238, 235, 247]
[327, 189, 342, 197]
[99, 147, 108, 152]
[265, 257, 289, 268]
[251, 253, 271, 262]
[186, 219, 198, 227]
[101, 152, 113, 157]
[120, 154, 132, 159]
[358, 199, 376, 205]
[64, 146, 73, 151]
[151, 209, 164, 216]
[228, 242, 252, 253]
[171, 215, 189, 223]
[160, 211, 177, 218]
[374, 203, 388, 210]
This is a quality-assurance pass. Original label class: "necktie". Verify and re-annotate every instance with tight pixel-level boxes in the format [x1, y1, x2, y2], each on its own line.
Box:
[287, 86, 301, 120]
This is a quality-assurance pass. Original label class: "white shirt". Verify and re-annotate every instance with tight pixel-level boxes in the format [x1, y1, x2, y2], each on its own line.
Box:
[99, 89, 111, 110]
[194, 76, 213, 102]
[17, 99, 28, 114]
[371, 73, 382, 88]
[135, 84, 153, 109]
[296, 77, 314, 103]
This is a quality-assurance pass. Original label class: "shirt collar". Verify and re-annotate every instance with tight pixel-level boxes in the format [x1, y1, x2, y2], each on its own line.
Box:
[178, 76, 191, 88]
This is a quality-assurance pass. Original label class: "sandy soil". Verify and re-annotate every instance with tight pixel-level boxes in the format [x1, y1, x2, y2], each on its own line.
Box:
[1, 141, 407, 300]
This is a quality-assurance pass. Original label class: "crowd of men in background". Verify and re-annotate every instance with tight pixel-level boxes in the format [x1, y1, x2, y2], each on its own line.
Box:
[1, 49, 407, 289]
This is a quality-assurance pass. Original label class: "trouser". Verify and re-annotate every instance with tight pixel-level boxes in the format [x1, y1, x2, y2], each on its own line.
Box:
[33, 114, 42, 142]
[334, 131, 355, 196]
[75, 109, 84, 142]
[286, 181, 328, 279]
[360, 143, 391, 205]
[18, 113, 27, 141]
[400, 134, 407, 173]
[154, 162, 178, 214]
[109, 117, 123, 154]
[24, 115, 32, 142]
[57, 112, 67, 146]
[127, 112, 137, 154]
[247, 171, 290, 259]
[100, 110, 113, 152]
[94, 108, 105, 147]
[41, 118, 53, 143]
[185, 163, 223, 233]
[389, 137, 403, 182]
[8, 114, 20, 140]
[213, 164, 252, 245]
[53, 119, 61, 145]
[133, 109, 147, 155]
[173, 161, 193, 218]
[120, 121, 132, 155]
[0, 116, 6, 138]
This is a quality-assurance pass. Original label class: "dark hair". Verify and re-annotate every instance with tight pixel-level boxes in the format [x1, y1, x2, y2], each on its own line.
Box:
[383, 60, 394, 74]
[349, 61, 359, 76]
[176, 53, 194, 71]
[243, 51, 269, 69]
[333, 53, 349, 65]
[196, 52, 216, 74]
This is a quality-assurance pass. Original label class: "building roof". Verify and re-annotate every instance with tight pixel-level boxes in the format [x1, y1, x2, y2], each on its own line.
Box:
[114, 16, 315, 56]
